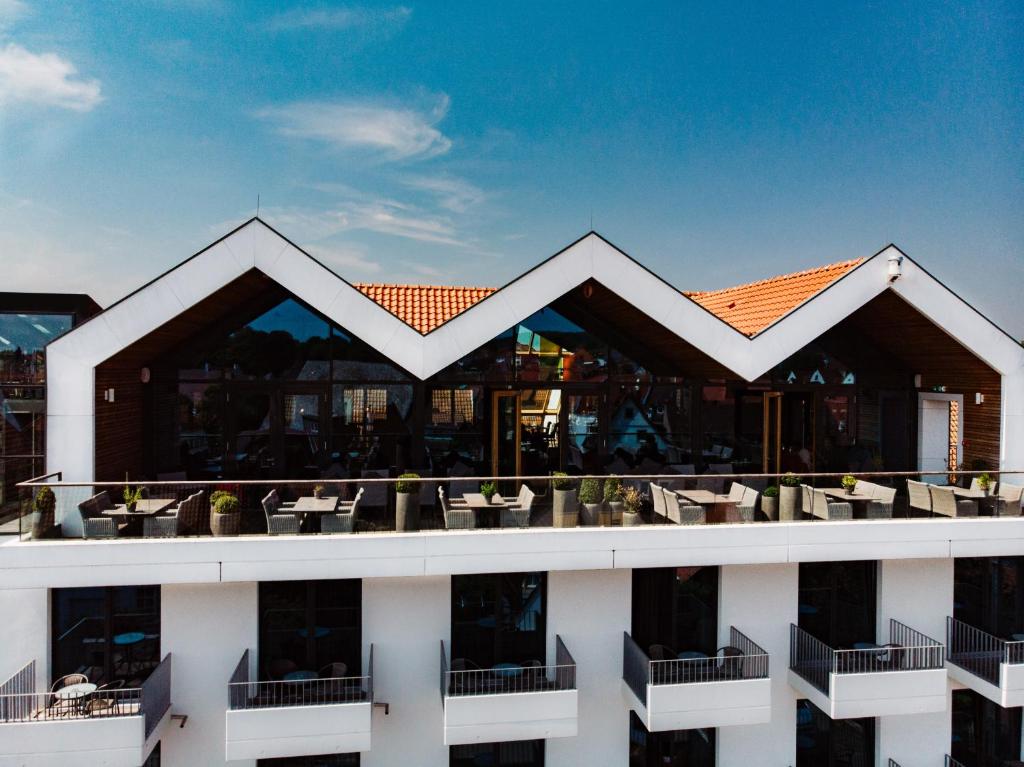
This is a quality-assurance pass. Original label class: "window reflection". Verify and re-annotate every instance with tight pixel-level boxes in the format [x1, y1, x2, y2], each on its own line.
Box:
[798, 562, 877, 649]
[952, 689, 1022, 766]
[451, 573, 546, 669]
[629, 712, 715, 766]
[450, 741, 544, 766]
[0, 312, 72, 384]
[795, 700, 874, 767]
[426, 386, 485, 471]
[632, 567, 719, 658]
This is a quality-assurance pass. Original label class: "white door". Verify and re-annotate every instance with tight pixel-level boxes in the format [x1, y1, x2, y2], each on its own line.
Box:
[918, 394, 963, 484]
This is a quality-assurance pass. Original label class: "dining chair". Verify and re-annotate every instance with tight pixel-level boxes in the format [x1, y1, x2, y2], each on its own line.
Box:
[321, 488, 363, 534]
[85, 679, 126, 716]
[663, 488, 704, 525]
[439, 488, 475, 530]
[906, 480, 933, 515]
[263, 490, 301, 535]
[929, 485, 977, 518]
[649, 483, 667, 519]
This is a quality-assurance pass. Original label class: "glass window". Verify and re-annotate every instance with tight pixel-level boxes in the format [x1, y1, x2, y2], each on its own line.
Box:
[169, 382, 224, 478]
[772, 343, 857, 387]
[258, 756, 359, 767]
[952, 689, 1022, 766]
[700, 384, 736, 462]
[52, 586, 161, 686]
[954, 557, 1024, 638]
[516, 308, 607, 383]
[426, 386, 485, 471]
[330, 384, 413, 471]
[798, 561, 877, 648]
[259, 580, 361, 680]
[1, 388, 45, 515]
[631, 567, 719, 656]
[0, 312, 72, 384]
[629, 711, 715, 766]
[609, 384, 695, 468]
[450, 741, 543, 766]
[796, 700, 874, 767]
[433, 327, 515, 382]
[452, 573, 546, 668]
[565, 394, 600, 472]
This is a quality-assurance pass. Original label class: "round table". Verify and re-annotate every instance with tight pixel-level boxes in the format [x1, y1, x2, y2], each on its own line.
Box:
[491, 663, 523, 679]
[55, 682, 97, 714]
[677, 651, 708, 661]
[297, 627, 330, 639]
[283, 670, 317, 682]
[852, 642, 880, 651]
[114, 632, 145, 676]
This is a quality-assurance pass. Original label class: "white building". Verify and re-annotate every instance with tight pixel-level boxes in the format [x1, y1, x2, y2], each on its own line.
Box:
[2, 218, 1024, 767]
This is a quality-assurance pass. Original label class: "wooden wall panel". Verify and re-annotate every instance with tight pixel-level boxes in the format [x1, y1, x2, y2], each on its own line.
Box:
[94, 366, 145, 482]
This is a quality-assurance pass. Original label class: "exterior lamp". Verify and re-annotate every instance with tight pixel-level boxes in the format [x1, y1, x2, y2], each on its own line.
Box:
[888, 253, 903, 283]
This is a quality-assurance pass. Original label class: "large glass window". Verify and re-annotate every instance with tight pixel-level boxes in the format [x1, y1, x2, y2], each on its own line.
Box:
[52, 586, 161, 686]
[451, 573, 546, 668]
[954, 557, 1024, 639]
[952, 689, 1022, 766]
[0, 312, 72, 384]
[629, 712, 715, 766]
[516, 308, 608, 383]
[631, 567, 719, 657]
[258, 757, 359, 767]
[609, 384, 695, 468]
[796, 700, 874, 767]
[259, 580, 361, 681]
[798, 561, 876, 649]
[450, 741, 543, 766]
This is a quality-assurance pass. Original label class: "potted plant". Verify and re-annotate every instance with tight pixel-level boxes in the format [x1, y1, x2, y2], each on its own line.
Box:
[578, 477, 603, 526]
[977, 472, 993, 495]
[603, 475, 624, 525]
[395, 473, 421, 532]
[123, 484, 144, 513]
[31, 485, 56, 539]
[779, 473, 802, 521]
[622, 486, 644, 527]
[313, 484, 326, 500]
[210, 491, 241, 536]
[551, 472, 578, 528]
[761, 485, 779, 521]
[841, 474, 857, 495]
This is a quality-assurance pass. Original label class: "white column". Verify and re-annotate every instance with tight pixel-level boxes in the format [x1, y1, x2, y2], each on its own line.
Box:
[545, 569, 631, 767]
[876, 558, 953, 766]
[717, 563, 799, 767]
[160, 582, 258, 767]
[362, 575, 450, 767]
[0, 587, 48, 692]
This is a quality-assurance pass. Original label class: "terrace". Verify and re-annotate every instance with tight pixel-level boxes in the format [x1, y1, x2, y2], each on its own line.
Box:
[945, 616, 1024, 707]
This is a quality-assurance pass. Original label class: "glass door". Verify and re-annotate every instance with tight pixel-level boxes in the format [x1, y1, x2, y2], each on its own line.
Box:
[282, 387, 327, 479]
[491, 391, 521, 493]
[229, 387, 276, 478]
[762, 392, 782, 474]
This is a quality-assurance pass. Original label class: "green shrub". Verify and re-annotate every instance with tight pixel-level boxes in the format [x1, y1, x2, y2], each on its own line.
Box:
[396, 473, 419, 494]
[603, 475, 623, 502]
[623, 487, 643, 514]
[33, 485, 55, 512]
[841, 474, 857, 491]
[579, 477, 602, 504]
[213, 493, 239, 514]
[763, 485, 779, 498]
[781, 473, 802, 487]
[210, 489, 233, 508]
[480, 481, 497, 500]
[552, 471, 574, 491]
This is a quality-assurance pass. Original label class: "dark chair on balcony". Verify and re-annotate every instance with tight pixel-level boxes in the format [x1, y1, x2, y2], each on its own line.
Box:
[648, 644, 681, 683]
[143, 514, 178, 538]
[170, 490, 207, 536]
[907, 479, 933, 515]
[994, 483, 1024, 517]
[85, 679, 126, 716]
[875, 643, 905, 671]
[77, 493, 118, 539]
[450, 657, 487, 694]
[663, 487, 704, 525]
[263, 490, 300, 535]
[714, 645, 745, 680]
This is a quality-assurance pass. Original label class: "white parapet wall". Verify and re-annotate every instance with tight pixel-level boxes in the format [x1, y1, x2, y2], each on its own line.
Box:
[225, 701, 372, 761]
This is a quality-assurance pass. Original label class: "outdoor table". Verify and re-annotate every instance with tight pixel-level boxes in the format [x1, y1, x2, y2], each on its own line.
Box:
[820, 488, 876, 518]
[676, 490, 735, 523]
[939, 485, 997, 514]
[114, 631, 145, 676]
[491, 663, 523, 678]
[461, 493, 506, 528]
[283, 670, 317, 682]
[103, 498, 177, 534]
[291, 496, 340, 532]
[54, 682, 97, 715]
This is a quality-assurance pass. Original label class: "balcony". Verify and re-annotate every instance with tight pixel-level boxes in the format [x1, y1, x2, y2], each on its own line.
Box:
[224, 648, 373, 761]
[621, 627, 770, 731]
[945, 617, 1024, 707]
[440, 636, 577, 746]
[0, 655, 171, 767]
[946, 757, 967, 767]
[788, 620, 946, 718]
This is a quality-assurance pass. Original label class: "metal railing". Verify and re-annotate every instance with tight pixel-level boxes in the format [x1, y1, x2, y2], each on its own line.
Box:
[946, 616, 1024, 686]
[441, 636, 576, 698]
[945, 756, 967, 767]
[623, 627, 769, 696]
[0, 654, 170, 732]
[14, 468, 1024, 542]
[228, 648, 373, 710]
[888, 760, 902, 767]
[790, 620, 943, 694]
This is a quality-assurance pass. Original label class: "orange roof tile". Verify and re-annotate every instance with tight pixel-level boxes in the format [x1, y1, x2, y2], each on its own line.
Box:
[353, 283, 497, 334]
[354, 258, 864, 337]
[684, 258, 865, 337]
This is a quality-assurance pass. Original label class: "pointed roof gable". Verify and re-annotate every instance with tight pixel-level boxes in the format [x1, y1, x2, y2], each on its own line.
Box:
[353, 283, 497, 334]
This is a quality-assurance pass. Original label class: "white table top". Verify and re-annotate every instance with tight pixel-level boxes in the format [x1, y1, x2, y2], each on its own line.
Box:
[676, 490, 732, 505]
[54, 682, 97, 700]
[291, 496, 341, 513]
[462, 493, 507, 509]
[103, 498, 177, 516]
[819, 488, 875, 501]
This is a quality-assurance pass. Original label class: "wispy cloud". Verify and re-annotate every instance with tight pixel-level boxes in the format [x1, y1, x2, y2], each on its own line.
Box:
[0, 0, 28, 28]
[0, 43, 102, 111]
[305, 242, 382, 274]
[400, 173, 485, 213]
[255, 94, 452, 161]
[263, 5, 411, 34]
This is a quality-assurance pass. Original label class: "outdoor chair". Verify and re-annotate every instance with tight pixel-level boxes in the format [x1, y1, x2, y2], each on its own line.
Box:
[262, 490, 300, 535]
[906, 479, 933, 515]
[501, 486, 535, 528]
[77, 493, 118, 539]
[318, 662, 348, 678]
[49, 673, 89, 716]
[170, 490, 206, 536]
[866, 483, 896, 519]
[875, 643, 905, 671]
[648, 644, 680, 684]
[725, 482, 746, 503]
[143, 514, 178, 538]
[450, 658, 490, 694]
[732, 486, 759, 523]
[321, 488, 363, 534]
[440, 487, 475, 530]
[84, 679, 125, 716]
[649, 483, 668, 519]
[714, 645, 745, 680]
[994, 483, 1023, 517]
[929, 485, 977, 517]
[804, 486, 852, 521]
[663, 487, 704, 525]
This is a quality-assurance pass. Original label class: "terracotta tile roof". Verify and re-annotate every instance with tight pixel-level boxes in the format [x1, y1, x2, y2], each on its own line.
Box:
[684, 258, 865, 337]
[353, 283, 497, 334]
[354, 257, 864, 336]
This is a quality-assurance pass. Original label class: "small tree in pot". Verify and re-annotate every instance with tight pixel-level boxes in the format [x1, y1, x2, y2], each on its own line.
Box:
[313, 484, 326, 500]
[31, 485, 56, 539]
[480, 481, 498, 503]
[210, 492, 241, 536]
[604, 475, 624, 526]
[551, 472, 578, 528]
[396, 473, 421, 531]
[622, 486, 644, 526]
[761, 485, 779, 521]
[779, 473, 802, 521]
[578, 477, 603, 526]
[841, 474, 857, 495]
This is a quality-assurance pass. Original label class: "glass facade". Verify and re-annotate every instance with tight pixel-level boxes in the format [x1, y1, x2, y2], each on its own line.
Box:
[629, 712, 715, 766]
[795, 700, 874, 766]
[257, 756, 359, 767]
[450, 741, 543, 766]
[631, 567, 719, 657]
[952, 689, 1022, 766]
[954, 557, 1024, 638]
[451, 573, 546, 668]
[798, 561, 877, 649]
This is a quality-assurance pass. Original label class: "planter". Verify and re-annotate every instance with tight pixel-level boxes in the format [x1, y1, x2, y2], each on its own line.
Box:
[313, 488, 325, 500]
[31, 505, 56, 539]
[622, 510, 643, 527]
[779, 485, 801, 521]
[581, 502, 602, 526]
[210, 511, 240, 537]
[396, 492, 420, 532]
[553, 488, 578, 528]
[608, 500, 624, 526]
[761, 496, 778, 521]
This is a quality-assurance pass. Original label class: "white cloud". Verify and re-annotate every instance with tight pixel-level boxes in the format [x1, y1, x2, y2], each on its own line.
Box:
[0, 0, 27, 27]
[256, 95, 452, 161]
[264, 5, 411, 33]
[400, 174, 485, 213]
[305, 243, 381, 274]
[0, 43, 102, 111]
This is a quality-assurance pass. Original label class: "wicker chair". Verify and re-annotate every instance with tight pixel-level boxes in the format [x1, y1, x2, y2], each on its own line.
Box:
[501, 486, 535, 528]
[143, 514, 178, 538]
[804, 486, 852, 520]
[866, 484, 896, 519]
[84, 679, 126, 715]
[440, 487, 475, 530]
[321, 488, 363, 534]
[649, 483, 668, 519]
[994, 483, 1023, 517]
[663, 488, 704, 525]
[263, 490, 300, 535]
[929, 485, 977, 518]
[906, 480, 933, 515]
[77, 493, 118, 539]
[170, 490, 207, 536]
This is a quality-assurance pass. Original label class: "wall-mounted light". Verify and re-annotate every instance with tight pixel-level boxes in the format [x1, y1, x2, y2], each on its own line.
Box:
[103, 388, 116, 403]
[888, 253, 904, 283]
[913, 374, 922, 388]
[975, 393, 985, 405]
[140, 366, 151, 384]
[582, 283, 594, 299]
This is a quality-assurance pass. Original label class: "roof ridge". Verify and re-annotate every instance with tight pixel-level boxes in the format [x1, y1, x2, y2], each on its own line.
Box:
[684, 257, 865, 298]
[354, 282, 497, 292]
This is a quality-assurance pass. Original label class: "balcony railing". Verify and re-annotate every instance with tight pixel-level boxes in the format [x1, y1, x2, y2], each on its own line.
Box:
[888, 760, 902, 767]
[945, 756, 967, 767]
[15, 469, 1023, 542]
[0, 655, 171, 736]
[440, 636, 576, 698]
[946, 616, 1024, 686]
[623, 627, 769, 699]
[228, 648, 373, 710]
[790, 620, 944, 694]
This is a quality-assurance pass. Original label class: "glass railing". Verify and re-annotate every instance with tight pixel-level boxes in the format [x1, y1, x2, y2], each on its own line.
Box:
[13, 469, 1023, 542]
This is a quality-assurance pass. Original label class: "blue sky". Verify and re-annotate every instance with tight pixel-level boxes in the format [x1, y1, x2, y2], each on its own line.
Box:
[1, 1, 1022, 336]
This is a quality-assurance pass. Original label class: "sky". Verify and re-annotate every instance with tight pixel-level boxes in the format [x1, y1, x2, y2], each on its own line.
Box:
[1, 1, 1022, 336]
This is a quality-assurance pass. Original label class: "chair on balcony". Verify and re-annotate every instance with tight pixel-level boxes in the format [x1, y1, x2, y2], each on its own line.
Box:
[450, 658, 488, 694]
[502, 485, 535, 528]
[875, 643, 905, 671]
[439, 488, 475, 530]
[714, 645, 745, 680]
[143, 514, 178, 538]
[663, 487, 704, 525]
[268, 659, 298, 682]
[648, 644, 680, 684]
[50, 673, 89, 716]
[169, 490, 207, 536]
[85, 679, 126, 716]
[649, 483, 668, 520]
[263, 490, 301, 535]
[994, 483, 1023, 517]
[321, 488, 363, 534]
[929, 485, 978, 517]
[907, 479, 933, 515]
[804, 486, 853, 520]
[77, 493, 118, 539]
[865, 483, 896, 519]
